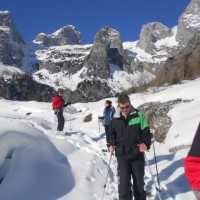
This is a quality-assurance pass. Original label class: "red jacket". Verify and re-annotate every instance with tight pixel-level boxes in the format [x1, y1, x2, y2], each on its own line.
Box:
[185, 156, 200, 191]
[52, 95, 65, 109]
[185, 123, 200, 191]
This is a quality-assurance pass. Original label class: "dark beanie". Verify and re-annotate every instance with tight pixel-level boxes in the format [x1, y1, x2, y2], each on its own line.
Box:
[57, 88, 64, 93]
[105, 100, 112, 106]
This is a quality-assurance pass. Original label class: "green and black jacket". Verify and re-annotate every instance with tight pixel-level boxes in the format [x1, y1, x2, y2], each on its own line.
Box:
[108, 106, 152, 159]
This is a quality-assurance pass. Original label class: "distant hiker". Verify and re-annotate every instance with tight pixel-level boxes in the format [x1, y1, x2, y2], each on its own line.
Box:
[98, 100, 116, 146]
[185, 122, 200, 200]
[108, 93, 152, 200]
[52, 88, 71, 133]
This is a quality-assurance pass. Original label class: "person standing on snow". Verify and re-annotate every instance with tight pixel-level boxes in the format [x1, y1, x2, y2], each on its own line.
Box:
[185, 122, 200, 200]
[98, 100, 116, 146]
[108, 93, 152, 200]
[52, 88, 71, 133]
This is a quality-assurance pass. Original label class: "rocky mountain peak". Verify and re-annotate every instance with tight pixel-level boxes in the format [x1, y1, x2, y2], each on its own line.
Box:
[0, 10, 24, 44]
[0, 11, 14, 28]
[136, 22, 172, 54]
[34, 25, 82, 46]
[176, 0, 200, 46]
[100, 25, 122, 47]
[85, 26, 111, 79]
[0, 10, 25, 67]
[85, 25, 128, 79]
[185, 0, 200, 15]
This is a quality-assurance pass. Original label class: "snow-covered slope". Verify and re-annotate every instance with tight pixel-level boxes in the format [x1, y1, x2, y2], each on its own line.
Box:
[0, 63, 24, 79]
[32, 44, 92, 91]
[0, 77, 200, 199]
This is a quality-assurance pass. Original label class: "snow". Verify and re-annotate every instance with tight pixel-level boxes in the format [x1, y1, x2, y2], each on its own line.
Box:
[108, 64, 155, 93]
[0, 27, 10, 32]
[53, 25, 78, 36]
[0, 62, 24, 79]
[123, 27, 179, 63]
[33, 67, 85, 91]
[183, 14, 200, 28]
[1, 78, 200, 200]
[154, 27, 178, 48]
[0, 11, 9, 14]
[123, 41, 153, 62]
[35, 44, 92, 63]
[30, 44, 93, 91]
[21, 42, 45, 73]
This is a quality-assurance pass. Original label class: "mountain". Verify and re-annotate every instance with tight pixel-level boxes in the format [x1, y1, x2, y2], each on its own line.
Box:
[0, 0, 200, 102]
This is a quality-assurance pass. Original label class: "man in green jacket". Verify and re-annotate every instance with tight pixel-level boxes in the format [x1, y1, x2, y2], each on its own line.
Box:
[108, 93, 152, 200]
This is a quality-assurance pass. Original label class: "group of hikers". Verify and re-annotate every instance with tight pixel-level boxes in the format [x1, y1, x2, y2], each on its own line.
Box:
[52, 89, 200, 200]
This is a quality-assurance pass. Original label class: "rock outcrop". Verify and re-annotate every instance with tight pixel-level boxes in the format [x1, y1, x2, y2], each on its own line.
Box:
[139, 99, 192, 142]
[84, 26, 132, 79]
[176, 0, 200, 46]
[34, 25, 82, 46]
[0, 11, 24, 67]
[36, 44, 91, 74]
[136, 22, 172, 54]
[0, 73, 54, 101]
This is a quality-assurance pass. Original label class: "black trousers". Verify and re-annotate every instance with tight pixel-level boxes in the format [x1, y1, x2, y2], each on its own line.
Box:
[104, 125, 110, 144]
[57, 110, 65, 131]
[117, 157, 146, 200]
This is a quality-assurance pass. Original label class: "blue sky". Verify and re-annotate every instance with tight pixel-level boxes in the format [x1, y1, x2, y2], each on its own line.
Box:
[0, 0, 191, 44]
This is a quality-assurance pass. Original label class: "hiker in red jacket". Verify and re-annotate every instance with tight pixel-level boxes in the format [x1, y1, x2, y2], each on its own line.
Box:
[185, 122, 200, 200]
[52, 88, 71, 133]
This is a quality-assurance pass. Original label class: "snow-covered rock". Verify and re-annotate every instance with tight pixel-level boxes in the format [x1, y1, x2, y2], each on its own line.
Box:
[176, 0, 200, 46]
[34, 25, 82, 46]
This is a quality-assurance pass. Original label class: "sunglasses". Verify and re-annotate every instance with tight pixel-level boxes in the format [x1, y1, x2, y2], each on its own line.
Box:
[119, 105, 130, 110]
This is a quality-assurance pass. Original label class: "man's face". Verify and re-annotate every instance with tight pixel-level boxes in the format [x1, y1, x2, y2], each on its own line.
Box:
[59, 92, 64, 96]
[119, 102, 131, 116]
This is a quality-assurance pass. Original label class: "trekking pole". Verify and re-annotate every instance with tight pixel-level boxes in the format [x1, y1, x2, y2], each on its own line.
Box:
[69, 106, 72, 131]
[149, 129, 161, 192]
[138, 135, 161, 198]
[152, 142, 161, 192]
[145, 153, 162, 200]
[98, 119, 102, 148]
[69, 73, 72, 131]
[99, 119, 101, 136]
[102, 153, 113, 200]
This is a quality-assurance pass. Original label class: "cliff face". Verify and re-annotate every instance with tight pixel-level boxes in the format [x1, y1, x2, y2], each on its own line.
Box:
[0, 11, 25, 67]
[34, 25, 82, 46]
[136, 22, 173, 54]
[176, 0, 200, 46]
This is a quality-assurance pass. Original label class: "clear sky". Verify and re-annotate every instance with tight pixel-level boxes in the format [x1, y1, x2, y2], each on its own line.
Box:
[0, 0, 191, 44]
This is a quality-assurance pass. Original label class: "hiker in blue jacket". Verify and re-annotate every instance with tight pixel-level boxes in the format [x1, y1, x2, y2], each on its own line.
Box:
[99, 100, 116, 146]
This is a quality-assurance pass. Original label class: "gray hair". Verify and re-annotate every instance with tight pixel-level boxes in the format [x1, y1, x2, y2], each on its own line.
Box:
[118, 93, 130, 104]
